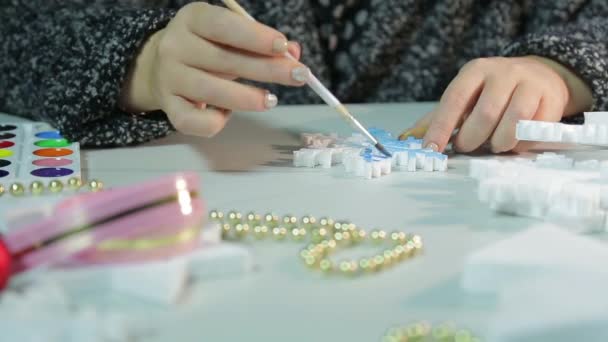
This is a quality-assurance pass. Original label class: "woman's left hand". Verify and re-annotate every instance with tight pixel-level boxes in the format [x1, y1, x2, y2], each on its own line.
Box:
[399, 56, 593, 153]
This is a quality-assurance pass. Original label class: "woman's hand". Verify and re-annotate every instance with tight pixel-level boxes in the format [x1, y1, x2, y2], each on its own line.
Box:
[119, 2, 308, 137]
[399, 56, 593, 153]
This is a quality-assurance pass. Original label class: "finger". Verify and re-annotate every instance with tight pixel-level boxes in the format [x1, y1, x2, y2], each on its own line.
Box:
[211, 72, 238, 81]
[185, 2, 291, 56]
[490, 83, 541, 153]
[165, 95, 231, 138]
[288, 41, 301, 60]
[168, 64, 278, 112]
[398, 112, 433, 140]
[180, 33, 305, 86]
[453, 75, 517, 153]
[423, 68, 485, 151]
[512, 92, 566, 153]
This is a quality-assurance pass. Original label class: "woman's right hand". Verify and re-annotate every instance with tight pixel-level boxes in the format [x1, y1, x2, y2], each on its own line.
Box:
[119, 2, 308, 137]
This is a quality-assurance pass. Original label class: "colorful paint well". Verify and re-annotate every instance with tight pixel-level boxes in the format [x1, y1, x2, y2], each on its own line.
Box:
[30, 168, 74, 177]
[0, 150, 13, 158]
[34, 139, 71, 148]
[0, 133, 16, 139]
[32, 158, 72, 167]
[35, 131, 63, 139]
[33, 148, 73, 157]
[0, 122, 81, 185]
[0, 125, 16, 132]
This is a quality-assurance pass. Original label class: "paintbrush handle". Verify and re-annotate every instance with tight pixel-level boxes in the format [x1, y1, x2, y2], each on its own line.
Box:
[220, 0, 379, 145]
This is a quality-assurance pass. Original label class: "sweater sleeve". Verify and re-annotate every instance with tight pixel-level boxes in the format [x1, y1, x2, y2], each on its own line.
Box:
[0, 0, 177, 147]
[501, 2, 608, 116]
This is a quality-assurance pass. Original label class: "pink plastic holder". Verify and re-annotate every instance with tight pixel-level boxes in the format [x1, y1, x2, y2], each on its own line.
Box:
[4, 172, 206, 274]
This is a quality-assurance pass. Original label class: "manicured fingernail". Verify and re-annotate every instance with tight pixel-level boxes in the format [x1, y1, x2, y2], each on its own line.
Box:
[291, 66, 310, 83]
[264, 92, 278, 108]
[272, 38, 288, 54]
[425, 142, 439, 152]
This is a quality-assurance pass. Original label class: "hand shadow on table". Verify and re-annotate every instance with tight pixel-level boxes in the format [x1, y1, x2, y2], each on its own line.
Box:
[143, 116, 303, 172]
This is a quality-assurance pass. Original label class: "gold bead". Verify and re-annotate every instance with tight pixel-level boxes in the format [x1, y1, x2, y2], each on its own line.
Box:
[272, 227, 287, 240]
[234, 223, 250, 238]
[359, 258, 371, 272]
[383, 250, 396, 266]
[264, 213, 279, 228]
[228, 211, 242, 222]
[0, 184, 4, 196]
[291, 227, 306, 241]
[394, 245, 406, 260]
[304, 255, 317, 268]
[371, 229, 385, 242]
[209, 210, 222, 221]
[334, 231, 344, 242]
[348, 260, 359, 275]
[253, 225, 269, 239]
[339, 261, 351, 273]
[221, 223, 232, 238]
[49, 180, 63, 193]
[319, 259, 333, 273]
[333, 222, 343, 231]
[10, 183, 25, 196]
[411, 235, 423, 249]
[300, 249, 311, 259]
[67, 177, 82, 190]
[88, 179, 103, 192]
[354, 229, 367, 242]
[341, 231, 352, 243]
[390, 231, 407, 242]
[319, 217, 330, 226]
[310, 229, 324, 243]
[373, 255, 385, 271]
[30, 181, 44, 195]
[246, 212, 261, 224]
[454, 330, 473, 342]
[432, 323, 453, 340]
[326, 239, 337, 249]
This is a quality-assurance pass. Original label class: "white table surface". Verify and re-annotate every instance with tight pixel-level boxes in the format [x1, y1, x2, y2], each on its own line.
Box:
[1, 103, 605, 341]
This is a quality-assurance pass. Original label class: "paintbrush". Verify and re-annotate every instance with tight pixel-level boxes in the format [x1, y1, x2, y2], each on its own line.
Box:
[220, 0, 391, 157]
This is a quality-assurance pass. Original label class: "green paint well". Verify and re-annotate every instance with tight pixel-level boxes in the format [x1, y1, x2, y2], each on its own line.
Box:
[34, 139, 71, 148]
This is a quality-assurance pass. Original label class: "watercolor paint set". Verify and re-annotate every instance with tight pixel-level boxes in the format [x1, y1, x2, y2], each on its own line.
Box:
[0, 122, 81, 186]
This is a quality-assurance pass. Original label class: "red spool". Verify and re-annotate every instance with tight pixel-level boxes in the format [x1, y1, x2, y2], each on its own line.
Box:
[0, 239, 11, 289]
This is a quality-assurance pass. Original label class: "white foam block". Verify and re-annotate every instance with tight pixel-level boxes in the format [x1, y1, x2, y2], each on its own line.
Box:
[110, 257, 189, 305]
[488, 274, 608, 342]
[516, 117, 608, 147]
[462, 224, 608, 294]
[187, 242, 253, 280]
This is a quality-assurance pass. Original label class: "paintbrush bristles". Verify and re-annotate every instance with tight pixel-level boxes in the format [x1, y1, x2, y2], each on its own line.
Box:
[220, 0, 254, 20]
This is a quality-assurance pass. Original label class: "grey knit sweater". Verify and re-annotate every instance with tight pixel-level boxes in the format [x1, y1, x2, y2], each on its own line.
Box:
[1, 0, 607, 146]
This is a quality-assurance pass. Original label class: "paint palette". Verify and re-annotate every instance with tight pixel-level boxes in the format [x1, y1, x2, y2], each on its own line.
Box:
[0, 122, 81, 187]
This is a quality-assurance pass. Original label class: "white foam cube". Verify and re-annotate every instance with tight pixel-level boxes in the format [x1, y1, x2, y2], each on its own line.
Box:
[407, 154, 417, 172]
[316, 149, 332, 168]
[110, 258, 189, 305]
[187, 243, 253, 280]
[462, 224, 608, 294]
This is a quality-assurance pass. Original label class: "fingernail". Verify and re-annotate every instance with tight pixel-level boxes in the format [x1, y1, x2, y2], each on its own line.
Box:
[264, 92, 278, 109]
[272, 38, 288, 54]
[398, 128, 414, 140]
[425, 142, 439, 152]
[291, 66, 310, 83]
[287, 41, 301, 59]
